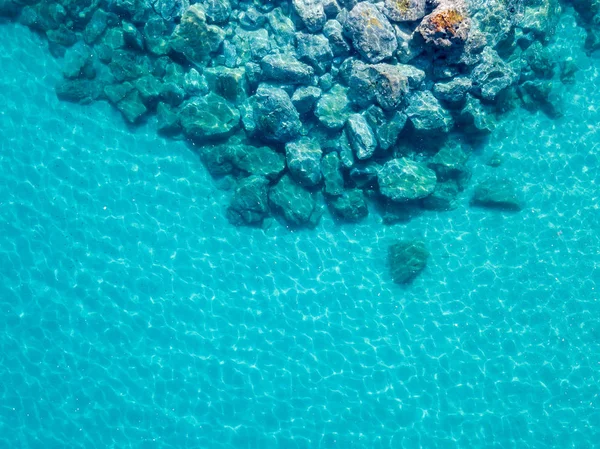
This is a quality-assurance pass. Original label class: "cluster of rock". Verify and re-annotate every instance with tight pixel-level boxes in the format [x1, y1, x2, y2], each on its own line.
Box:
[0, 0, 576, 231]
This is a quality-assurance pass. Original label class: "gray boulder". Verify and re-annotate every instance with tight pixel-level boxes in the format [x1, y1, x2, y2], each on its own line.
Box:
[388, 240, 429, 284]
[378, 158, 437, 201]
[227, 175, 270, 227]
[285, 137, 324, 187]
[170, 4, 225, 64]
[471, 47, 518, 101]
[179, 93, 240, 140]
[433, 76, 472, 104]
[229, 144, 286, 180]
[204, 66, 248, 104]
[471, 177, 522, 211]
[366, 63, 410, 110]
[269, 174, 322, 227]
[345, 114, 377, 160]
[405, 91, 454, 133]
[116, 90, 148, 123]
[292, 86, 322, 115]
[459, 94, 495, 132]
[345, 2, 398, 63]
[251, 85, 303, 143]
[321, 152, 345, 196]
[323, 19, 351, 57]
[260, 54, 315, 85]
[327, 189, 368, 222]
[427, 144, 470, 184]
[364, 106, 407, 151]
[296, 33, 334, 75]
[292, 0, 327, 32]
[383, 0, 426, 22]
[314, 84, 352, 130]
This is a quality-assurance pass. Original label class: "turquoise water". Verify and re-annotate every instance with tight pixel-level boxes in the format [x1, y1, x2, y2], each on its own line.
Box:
[1, 10, 600, 449]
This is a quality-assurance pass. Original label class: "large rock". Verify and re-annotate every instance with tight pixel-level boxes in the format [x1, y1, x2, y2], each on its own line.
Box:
[179, 93, 240, 140]
[471, 178, 522, 211]
[433, 76, 472, 104]
[418, 2, 470, 51]
[292, 86, 322, 115]
[327, 189, 368, 222]
[229, 144, 286, 180]
[427, 144, 470, 184]
[295, 33, 334, 75]
[227, 175, 270, 226]
[471, 47, 518, 101]
[366, 63, 410, 110]
[151, 0, 190, 21]
[405, 91, 454, 133]
[250, 85, 303, 143]
[345, 2, 398, 63]
[323, 19, 351, 57]
[388, 240, 429, 284]
[314, 85, 352, 130]
[285, 137, 323, 187]
[364, 106, 407, 151]
[321, 152, 345, 196]
[422, 180, 460, 211]
[378, 158, 437, 201]
[292, 0, 327, 32]
[203, 0, 231, 24]
[170, 4, 225, 64]
[345, 114, 377, 160]
[383, 0, 427, 22]
[260, 54, 315, 85]
[269, 174, 322, 227]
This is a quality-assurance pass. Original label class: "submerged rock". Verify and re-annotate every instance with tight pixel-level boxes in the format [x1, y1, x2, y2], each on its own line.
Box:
[269, 174, 322, 227]
[170, 4, 225, 64]
[383, 0, 427, 22]
[471, 177, 522, 211]
[418, 2, 470, 51]
[378, 158, 437, 202]
[260, 53, 315, 85]
[345, 2, 398, 63]
[405, 91, 454, 133]
[471, 47, 518, 101]
[327, 189, 368, 222]
[314, 84, 351, 130]
[321, 152, 345, 196]
[179, 93, 240, 140]
[250, 85, 302, 143]
[345, 113, 378, 160]
[292, 0, 327, 32]
[388, 240, 429, 284]
[227, 175, 270, 226]
[285, 137, 323, 187]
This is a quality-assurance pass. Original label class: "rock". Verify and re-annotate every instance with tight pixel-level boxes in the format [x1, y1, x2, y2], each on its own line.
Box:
[229, 144, 286, 180]
[345, 2, 398, 63]
[459, 94, 495, 133]
[179, 93, 240, 141]
[559, 58, 578, 84]
[405, 91, 454, 133]
[321, 152, 345, 196]
[471, 178, 522, 211]
[116, 90, 148, 124]
[471, 47, 518, 101]
[134, 75, 163, 106]
[378, 158, 437, 202]
[104, 82, 134, 104]
[269, 174, 322, 227]
[227, 175, 270, 226]
[388, 240, 429, 284]
[156, 102, 181, 135]
[260, 54, 315, 85]
[349, 161, 380, 189]
[366, 63, 410, 110]
[422, 180, 460, 210]
[250, 85, 303, 143]
[522, 41, 555, 80]
[144, 17, 170, 55]
[383, 0, 427, 22]
[183, 68, 208, 96]
[345, 114, 377, 160]
[323, 19, 351, 57]
[108, 50, 147, 82]
[327, 189, 368, 222]
[122, 21, 145, 52]
[151, 0, 190, 21]
[427, 144, 470, 184]
[296, 33, 334, 75]
[292, 86, 322, 115]
[198, 144, 234, 176]
[230, 28, 271, 63]
[47, 25, 78, 50]
[62, 44, 95, 80]
[170, 4, 225, 64]
[204, 66, 248, 104]
[381, 200, 420, 224]
[203, 0, 231, 24]
[518, 80, 562, 118]
[285, 137, 323, 187]
[314, 84, 352, 130]
[364, 106, 407, 151]
[55, 78, 100, 103]
[418, 2, 470, 51]
[433, 76, 472, 104]
[292, 0, 327, 32]
[338, 131, 355, 169]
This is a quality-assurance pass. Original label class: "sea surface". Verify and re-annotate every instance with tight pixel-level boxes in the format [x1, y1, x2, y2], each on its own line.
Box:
[1, 9, 600, 449]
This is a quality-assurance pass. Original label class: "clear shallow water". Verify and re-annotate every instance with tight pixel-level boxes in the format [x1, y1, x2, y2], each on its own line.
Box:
[1, 11, 600, 449]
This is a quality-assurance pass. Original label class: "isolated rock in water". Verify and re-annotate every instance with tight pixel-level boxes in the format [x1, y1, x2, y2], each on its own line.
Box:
[345, 2, 398, 63]
[345, 113, 378, 160]
[378, 158, 437, 202]
[285, 137, 323, 187]
[327, 189, 368, 222]
[269, 174, 322, 227]
[405, 91, 453, 133]
[383, 0, 427, 22]
[321, 152, 345, 196]
[418, 2, 470, 50]
[314, 84, 351, 130]
[251, 85, 302, 143]
[260, 54, 315, 85]
[179, 93, 240, 140]
[388, 240, 429, 284]
[227, 175, 270, 226]
[292, 0, 327, 32]
[471, 178, 522, 211]
[170, 4, 225, 64]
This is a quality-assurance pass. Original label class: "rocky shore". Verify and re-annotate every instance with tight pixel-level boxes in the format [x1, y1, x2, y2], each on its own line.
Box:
[0, 0, 590, 240]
